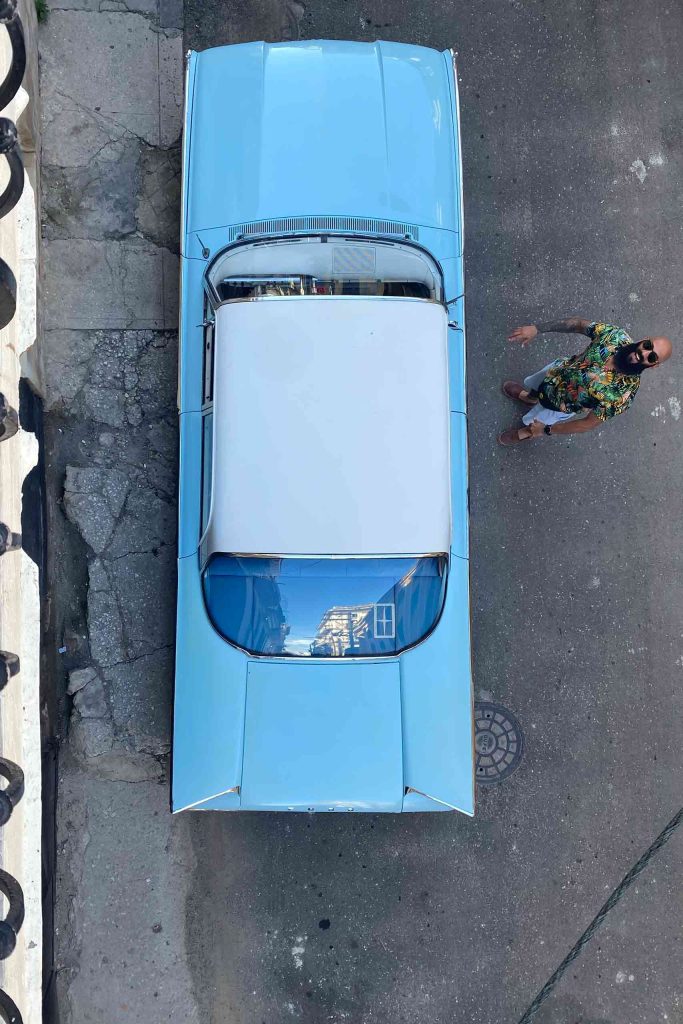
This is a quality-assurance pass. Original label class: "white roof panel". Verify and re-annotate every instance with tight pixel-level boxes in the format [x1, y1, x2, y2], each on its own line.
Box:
[206, 297, 451, 557]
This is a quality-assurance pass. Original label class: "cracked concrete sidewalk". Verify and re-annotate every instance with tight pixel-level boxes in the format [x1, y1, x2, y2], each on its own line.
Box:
[41, 8, 181, 331]
[38, 1, 198, 1019]
[41, 0, 181, 782]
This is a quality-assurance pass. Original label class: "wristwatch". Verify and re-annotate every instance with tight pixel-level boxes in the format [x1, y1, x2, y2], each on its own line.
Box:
[543, 424, 553, 435]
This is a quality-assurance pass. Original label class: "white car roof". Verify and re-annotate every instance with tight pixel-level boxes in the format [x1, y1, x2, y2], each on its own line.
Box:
[205, 296, 451, 557]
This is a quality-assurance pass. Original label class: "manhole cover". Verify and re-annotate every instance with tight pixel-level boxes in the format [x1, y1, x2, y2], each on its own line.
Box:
[474, 702, 524, 784]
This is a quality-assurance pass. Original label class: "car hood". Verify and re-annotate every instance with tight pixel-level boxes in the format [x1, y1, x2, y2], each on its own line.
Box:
[184, 40, 460, 241]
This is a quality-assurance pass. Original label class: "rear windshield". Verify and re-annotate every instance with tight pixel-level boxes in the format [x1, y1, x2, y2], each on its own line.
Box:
[203, 555, 447, 657]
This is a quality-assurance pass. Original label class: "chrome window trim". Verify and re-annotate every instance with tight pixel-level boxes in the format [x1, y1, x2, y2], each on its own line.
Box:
[213, 293, 440, 309]
[449, 49, 465, 255]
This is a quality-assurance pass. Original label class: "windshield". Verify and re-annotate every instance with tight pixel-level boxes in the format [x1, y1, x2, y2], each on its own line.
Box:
[206, 235, 443, 306]
[203, 555, 447, 657]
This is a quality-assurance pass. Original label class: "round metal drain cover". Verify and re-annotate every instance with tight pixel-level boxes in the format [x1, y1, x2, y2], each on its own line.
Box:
[474, 702, 524, 784]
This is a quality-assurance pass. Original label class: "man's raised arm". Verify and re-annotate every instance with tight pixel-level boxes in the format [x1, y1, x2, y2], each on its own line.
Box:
[508, 317, 592, 346]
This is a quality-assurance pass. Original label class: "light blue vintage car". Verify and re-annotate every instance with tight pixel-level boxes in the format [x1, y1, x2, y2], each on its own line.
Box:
[173, 39, 473, 814]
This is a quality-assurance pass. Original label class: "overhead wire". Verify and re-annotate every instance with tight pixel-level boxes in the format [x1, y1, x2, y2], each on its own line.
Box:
[515, 806, 683, 1024]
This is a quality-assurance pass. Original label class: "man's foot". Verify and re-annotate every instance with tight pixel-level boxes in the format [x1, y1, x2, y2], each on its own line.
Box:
[498, 426, 533, 446]
[502, 381, 538, 405]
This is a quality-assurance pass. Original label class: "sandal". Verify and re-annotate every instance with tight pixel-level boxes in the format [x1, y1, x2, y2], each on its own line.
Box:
[498, 426, 533, 446]
[502, 381, 538, 406]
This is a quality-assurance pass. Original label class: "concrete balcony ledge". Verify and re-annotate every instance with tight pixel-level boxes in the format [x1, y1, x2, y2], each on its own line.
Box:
[0, 1, 43, 1021]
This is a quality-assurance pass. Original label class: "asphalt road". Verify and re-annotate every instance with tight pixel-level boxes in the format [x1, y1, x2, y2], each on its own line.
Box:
[180, 2, 683, 1022]
[41, 1, 682, 1022]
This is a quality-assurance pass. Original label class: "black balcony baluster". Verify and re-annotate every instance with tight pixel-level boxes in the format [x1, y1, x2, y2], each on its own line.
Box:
[0, 869, 24, 959]
[0, 256, 16, 328]
[0, 988, 23, 1024]
[0, 1, 26, 112]
[0, 392, 18, 440]
[0, 652, 19, 692]
[0, 118, 23, 219]
[0, 524, 21, 555]
[0, 758, 24, 826]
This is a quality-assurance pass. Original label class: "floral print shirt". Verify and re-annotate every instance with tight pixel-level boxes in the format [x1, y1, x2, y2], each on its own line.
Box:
[538, 322, 640, 421]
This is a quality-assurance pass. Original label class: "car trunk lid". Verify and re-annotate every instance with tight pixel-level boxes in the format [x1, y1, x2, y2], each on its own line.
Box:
[240, 660, 403, 811]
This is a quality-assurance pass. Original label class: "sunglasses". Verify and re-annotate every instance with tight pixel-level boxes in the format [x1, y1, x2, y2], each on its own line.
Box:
[641, 339, 659, 364]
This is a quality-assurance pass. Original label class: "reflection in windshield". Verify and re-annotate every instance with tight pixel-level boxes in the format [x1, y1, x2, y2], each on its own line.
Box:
[216, 276, 432, 301]
[202, 556, 447, 657]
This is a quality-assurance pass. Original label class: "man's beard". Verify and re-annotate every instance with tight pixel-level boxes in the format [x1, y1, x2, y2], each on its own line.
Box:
[613, 342, 645, 375]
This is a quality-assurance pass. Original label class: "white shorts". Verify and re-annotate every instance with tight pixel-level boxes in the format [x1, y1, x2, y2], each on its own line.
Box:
[521, 360, 576, 427]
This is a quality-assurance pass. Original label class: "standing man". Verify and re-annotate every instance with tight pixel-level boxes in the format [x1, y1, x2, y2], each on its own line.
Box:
[498, 318, 673, 445]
